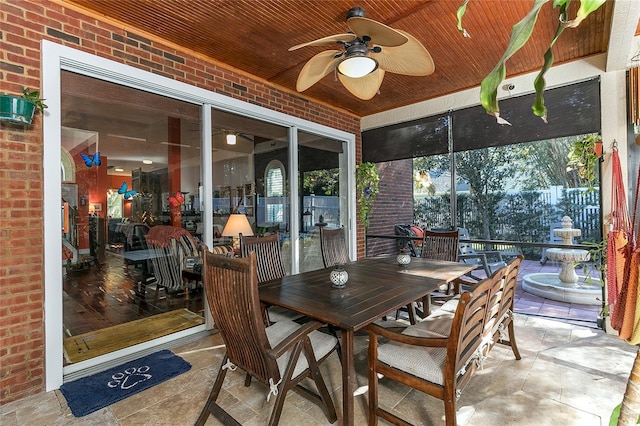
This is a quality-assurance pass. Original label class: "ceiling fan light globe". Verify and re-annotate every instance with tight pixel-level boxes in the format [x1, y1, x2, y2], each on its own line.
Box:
[226, 133, 237, 145]
[338, 56, 378, 78]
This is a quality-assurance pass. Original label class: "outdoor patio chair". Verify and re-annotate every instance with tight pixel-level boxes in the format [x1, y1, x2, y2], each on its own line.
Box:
[365, 263, 513, 426]
[458, 228, 506, 278]
[540, 221, 566, 264]
[397, 229, 462, 323]
[319, 226, 350, 268]
[240, 232, 287, 284]
[195, 251, 338, 426]
[240, 232, 301, 323]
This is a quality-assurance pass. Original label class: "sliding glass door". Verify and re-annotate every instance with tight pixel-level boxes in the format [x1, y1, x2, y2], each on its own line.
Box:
[297, 130, 350, 272]
[60, 71, 204, 365]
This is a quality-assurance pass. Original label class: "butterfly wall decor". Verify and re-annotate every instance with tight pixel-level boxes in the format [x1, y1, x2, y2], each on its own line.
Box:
[80, 152, 101, 167]
[117, 182, 137, 200]
[168, 191, 185, 207]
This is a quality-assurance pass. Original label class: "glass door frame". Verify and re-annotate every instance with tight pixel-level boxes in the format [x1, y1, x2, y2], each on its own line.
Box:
[43, 40, 355, 391]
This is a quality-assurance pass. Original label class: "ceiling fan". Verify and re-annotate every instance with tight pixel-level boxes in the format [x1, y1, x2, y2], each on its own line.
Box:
[289, 7, 435, 100]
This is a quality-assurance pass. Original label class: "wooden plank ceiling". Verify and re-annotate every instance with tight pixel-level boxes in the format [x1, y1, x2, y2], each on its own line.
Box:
[64, 0, 613, 118]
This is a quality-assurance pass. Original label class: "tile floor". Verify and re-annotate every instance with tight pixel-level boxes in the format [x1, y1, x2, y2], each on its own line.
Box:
[2, 260, 634, 426]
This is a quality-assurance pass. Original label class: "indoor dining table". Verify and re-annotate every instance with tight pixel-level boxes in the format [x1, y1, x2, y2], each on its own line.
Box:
[259, 256, 476, 425]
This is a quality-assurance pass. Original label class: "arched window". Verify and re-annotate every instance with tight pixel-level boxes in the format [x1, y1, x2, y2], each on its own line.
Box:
[265, 160, 285, 223]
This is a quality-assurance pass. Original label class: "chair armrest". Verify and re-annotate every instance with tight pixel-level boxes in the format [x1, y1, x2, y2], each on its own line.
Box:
[267, 320, 323, 358]
[476, 250, 504, 262]
[459, 253, 490, 276]
[459, 253, 487, 263]
[366, 323, 448, 347]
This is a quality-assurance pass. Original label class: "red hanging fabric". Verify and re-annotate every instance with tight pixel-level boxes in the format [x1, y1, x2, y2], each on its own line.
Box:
[609, 147, 634, 332]
[625, 167, 640, 343]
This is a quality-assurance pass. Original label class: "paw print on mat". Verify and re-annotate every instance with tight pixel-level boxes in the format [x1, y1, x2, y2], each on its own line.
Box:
[107, 366, 152, 390]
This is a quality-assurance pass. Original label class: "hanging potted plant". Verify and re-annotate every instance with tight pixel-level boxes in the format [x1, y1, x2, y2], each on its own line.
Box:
[0, 88, 47, 125]
[355, 162, 379, 228]
[567, 134, 603, 191]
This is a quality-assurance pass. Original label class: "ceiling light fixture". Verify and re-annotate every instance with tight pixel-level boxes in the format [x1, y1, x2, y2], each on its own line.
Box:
[226, 133, 237, 145]
[142, 159, 153, 165]
[337, 43, 378, 78]
[114, 167, 124, 172]
[161, 142, 191, 148]
[107, 133, 147, 142]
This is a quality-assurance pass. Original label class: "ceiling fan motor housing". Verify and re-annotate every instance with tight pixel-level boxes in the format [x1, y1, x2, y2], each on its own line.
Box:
[346, 7, 366, 20]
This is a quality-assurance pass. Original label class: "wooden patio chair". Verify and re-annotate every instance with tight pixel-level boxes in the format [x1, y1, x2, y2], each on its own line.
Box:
[195, 251, 338, 426]
[240, 232, 287, 284]
[394, 229, 461, 324]
[365, 265, 510, 426]
[319, 226, 350, 268]
[418, 229, 462, 317]
[240, 232, 300, 323]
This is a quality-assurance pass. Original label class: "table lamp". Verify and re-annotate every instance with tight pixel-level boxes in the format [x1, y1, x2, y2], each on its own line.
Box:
[222, 213, 254, 252]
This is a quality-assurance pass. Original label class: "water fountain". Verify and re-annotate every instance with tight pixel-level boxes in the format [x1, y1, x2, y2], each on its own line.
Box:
[522, 216, 601, 305]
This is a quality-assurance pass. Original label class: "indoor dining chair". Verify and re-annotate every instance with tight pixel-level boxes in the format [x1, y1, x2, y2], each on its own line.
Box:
[319, 226, 350, 268]
[145, 225, 200, 302]
[195, 250, 338, 426]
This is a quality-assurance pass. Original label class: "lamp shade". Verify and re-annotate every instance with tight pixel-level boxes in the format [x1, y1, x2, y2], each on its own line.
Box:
[222, 214, 254, 237]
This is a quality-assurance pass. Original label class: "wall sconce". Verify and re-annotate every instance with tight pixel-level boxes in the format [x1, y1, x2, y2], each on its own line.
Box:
[226, 132, 237, 145]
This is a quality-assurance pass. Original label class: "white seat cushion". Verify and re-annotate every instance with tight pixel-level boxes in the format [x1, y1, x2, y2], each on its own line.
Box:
[377, 340, 446, 385]
[265, 320, 337, 379]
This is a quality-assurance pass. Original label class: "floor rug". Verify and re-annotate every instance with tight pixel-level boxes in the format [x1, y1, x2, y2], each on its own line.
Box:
[60, 349, 191, 417]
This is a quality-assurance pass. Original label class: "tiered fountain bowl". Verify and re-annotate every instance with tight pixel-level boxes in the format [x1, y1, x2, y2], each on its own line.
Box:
[522, 216, 601, 305]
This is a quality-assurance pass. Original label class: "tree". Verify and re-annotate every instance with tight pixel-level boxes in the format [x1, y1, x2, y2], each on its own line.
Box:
[520, 137, 583, 189]
[302, 169, 339, 196]
[415, 147, 524, 239]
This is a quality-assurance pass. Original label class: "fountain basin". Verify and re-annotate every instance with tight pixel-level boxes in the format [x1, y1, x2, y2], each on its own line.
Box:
[522, 273, 601, 305]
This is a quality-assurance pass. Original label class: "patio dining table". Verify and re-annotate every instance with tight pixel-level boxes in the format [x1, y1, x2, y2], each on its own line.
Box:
[259, 255, 475, 425]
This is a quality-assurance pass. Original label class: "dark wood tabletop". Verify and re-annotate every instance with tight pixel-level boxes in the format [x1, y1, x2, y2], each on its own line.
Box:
[260, 258, 441, 331]
[259, 255, 475, 425]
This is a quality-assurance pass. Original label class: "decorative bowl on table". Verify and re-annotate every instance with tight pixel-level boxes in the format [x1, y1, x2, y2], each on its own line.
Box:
[330, 264, 349, 288]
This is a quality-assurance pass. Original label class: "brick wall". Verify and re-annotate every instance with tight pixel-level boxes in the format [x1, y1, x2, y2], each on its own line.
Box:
[0, 0, 363, 404]
[366, 159, 414, 256]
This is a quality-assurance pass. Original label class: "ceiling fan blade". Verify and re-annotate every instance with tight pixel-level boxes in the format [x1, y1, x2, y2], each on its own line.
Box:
[374, 30, 435, 76]
[338, 69, 385, 100]
[296, 50, 342, 92]
[347, 17, 408, 47]
[289, 34, 357, 51]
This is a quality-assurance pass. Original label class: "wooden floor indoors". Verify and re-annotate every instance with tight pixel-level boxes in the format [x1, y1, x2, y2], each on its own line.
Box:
[63, 250, 205, 365]
[63, 308, 204, 363]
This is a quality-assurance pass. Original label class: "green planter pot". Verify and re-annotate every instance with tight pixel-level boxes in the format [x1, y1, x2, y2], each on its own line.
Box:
[0, 94, 37, 125]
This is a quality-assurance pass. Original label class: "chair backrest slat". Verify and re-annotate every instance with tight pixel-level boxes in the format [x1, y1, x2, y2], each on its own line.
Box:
[240, 232, 287, 283]
[146, 226, 199, 291]
[448, 266, 504, 389]
[421, 229, 459, 262]
[320, 227, 349, 268]
[201, 250, 280, 383]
